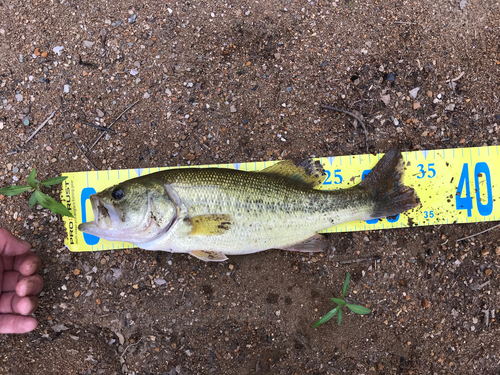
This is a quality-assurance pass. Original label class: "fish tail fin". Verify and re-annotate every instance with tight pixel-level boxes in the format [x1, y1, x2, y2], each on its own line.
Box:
[359, 147, 420, 219]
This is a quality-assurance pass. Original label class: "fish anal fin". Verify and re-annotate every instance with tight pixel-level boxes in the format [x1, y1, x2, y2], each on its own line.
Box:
[260, 159, 326, 188]
[188, 214, 232, 236]
[189, 250, 228, 262]
[280, 233, 329, 252]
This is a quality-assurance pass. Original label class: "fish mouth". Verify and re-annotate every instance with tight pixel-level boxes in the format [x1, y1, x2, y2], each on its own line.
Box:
[78, 195, 123, 235]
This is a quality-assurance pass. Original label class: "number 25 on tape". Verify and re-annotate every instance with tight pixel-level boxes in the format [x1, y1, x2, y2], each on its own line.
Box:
[456, 162, 493, 217]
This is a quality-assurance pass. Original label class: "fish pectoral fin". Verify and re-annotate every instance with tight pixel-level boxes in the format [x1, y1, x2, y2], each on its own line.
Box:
[280, 233, 329, 252]
[259, 159, 326, 188]
[188, 214, 232, 236]
[189, 250, 229, 262]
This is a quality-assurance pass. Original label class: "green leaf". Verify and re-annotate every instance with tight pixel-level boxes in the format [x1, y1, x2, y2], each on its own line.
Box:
[330, 298, 346, 306]
[312, 306, 339, 328]
[41, 176, 68, 187]
[0, 185, 32, 196]
[34, 191, 73, 217]
[337, 307, 343, 325]
[346, 304, 371, 315]
[29, 191, 40, 207]
[342, 272, 350, 298]
[27, 168, 37, 188]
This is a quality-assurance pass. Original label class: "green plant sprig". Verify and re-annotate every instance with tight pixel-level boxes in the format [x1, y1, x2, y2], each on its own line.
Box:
[0, 168, 72, 217]
[313, 272, 371, 328]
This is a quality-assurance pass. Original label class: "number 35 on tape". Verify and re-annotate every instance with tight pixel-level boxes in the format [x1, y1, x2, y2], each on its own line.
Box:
[61, 146, 500, 252]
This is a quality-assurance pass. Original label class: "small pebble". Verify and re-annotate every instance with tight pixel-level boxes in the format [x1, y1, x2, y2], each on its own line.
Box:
[19, 54, 24, 63]
[12, 166, 19, 173]
[413, 102, 420, 110]
[130, 69, 139, 76]
[230, 105, 237, 113]
[64, 85, 70, 93]
[128, 14, 137, 23]
[83, 40, 94, 48]
[53, 46, 64, 55]
[15, 94, 23, 102]
[409, 87, 420, 99]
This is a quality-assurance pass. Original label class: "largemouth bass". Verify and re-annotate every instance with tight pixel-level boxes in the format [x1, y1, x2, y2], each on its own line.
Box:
[79, 148, 419, 261]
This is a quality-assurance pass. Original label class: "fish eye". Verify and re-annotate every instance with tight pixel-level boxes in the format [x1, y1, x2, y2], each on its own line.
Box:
[112, 189, 124, 200]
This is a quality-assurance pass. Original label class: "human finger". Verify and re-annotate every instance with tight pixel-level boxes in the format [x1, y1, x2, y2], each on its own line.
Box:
[0, 315, 37, 334]
[13, 252, 42, 276]
[0, 228, 31, 257]
[0, 292, 38, 315]
[15, 275, 44, 297]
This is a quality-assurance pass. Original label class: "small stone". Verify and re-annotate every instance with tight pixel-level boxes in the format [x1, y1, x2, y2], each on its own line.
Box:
[15, 94, 23, 102]
[96, 109, 105, 117]
[83, 40, 94, 48]
[383, 73, 395, 82]
[19, 54, 24, 63]
[64, 85, 70, 93]
[53, 46, 64, 56]
[12, 166, 19, 173]
[426, 90, 433, 98]
[130, 69, 139, 76]
[73, 269, 81, 275]
[143, 92, 150, 99]
[0, 122, 3, 130]
[51, 158, 58, 163]
[154, 278, 167, 285]
[274, 53, 281, 59]
[46, 146, 53, 151]
[413, 102, 420, 110]
[496, 247, 500, 256]
[128, 14, 137, 23]
[132, 284, 139, 289]
[485, 269, 492, 276]
[74, 290, 81, 297]
[445, 103, 455, 111]
[230, 105, 237, 113]
[186, 153, 195, 161]
[246, 61, 251, 66]
[34, 48, 41, 56]
[421, 299, 431, 308]
[460, 0, 467, 9]
[380, 94, 391, 106]
[6, 163, 12, 171]
[409, 87, 420, 99]
[41, 51, 48, 58]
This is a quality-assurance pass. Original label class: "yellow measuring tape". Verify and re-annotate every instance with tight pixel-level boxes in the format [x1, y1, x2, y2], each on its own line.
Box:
[61, 146, 499, 252]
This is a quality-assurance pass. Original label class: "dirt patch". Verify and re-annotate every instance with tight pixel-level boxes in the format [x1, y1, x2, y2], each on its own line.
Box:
[1, 0, 500, 374]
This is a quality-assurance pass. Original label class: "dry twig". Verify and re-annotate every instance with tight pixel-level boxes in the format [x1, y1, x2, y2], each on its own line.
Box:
[120, 338, 143, 359]
[25, 110, 57, 143]
[321, 104, 369, 153]
[338, 255, 380, 265]
[59, 97, 97, 170]
[90, 100, 139, 150]
[456, 223, 500, 242]
[82, 122, 116, 133]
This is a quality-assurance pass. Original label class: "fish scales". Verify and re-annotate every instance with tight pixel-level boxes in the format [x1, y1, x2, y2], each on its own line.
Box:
[142, 168, 372, 254]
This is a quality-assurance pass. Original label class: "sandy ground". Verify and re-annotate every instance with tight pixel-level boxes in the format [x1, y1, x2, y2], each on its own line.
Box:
[1, 0, 500, 373]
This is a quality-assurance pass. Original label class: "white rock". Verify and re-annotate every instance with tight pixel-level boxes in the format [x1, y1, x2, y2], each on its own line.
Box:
[83, 40, 94, 48]
[409, 87, 420, 99]
[53, 46, 64, 56]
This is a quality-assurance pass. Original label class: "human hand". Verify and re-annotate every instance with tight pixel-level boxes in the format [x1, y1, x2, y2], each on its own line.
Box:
[0, 228, 43, 333]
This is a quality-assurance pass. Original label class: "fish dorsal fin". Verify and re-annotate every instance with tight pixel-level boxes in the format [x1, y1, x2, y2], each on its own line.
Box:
[189, 250, 228, 262]
[260, 159, 326, 188]
[188, 214, 232, 236]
